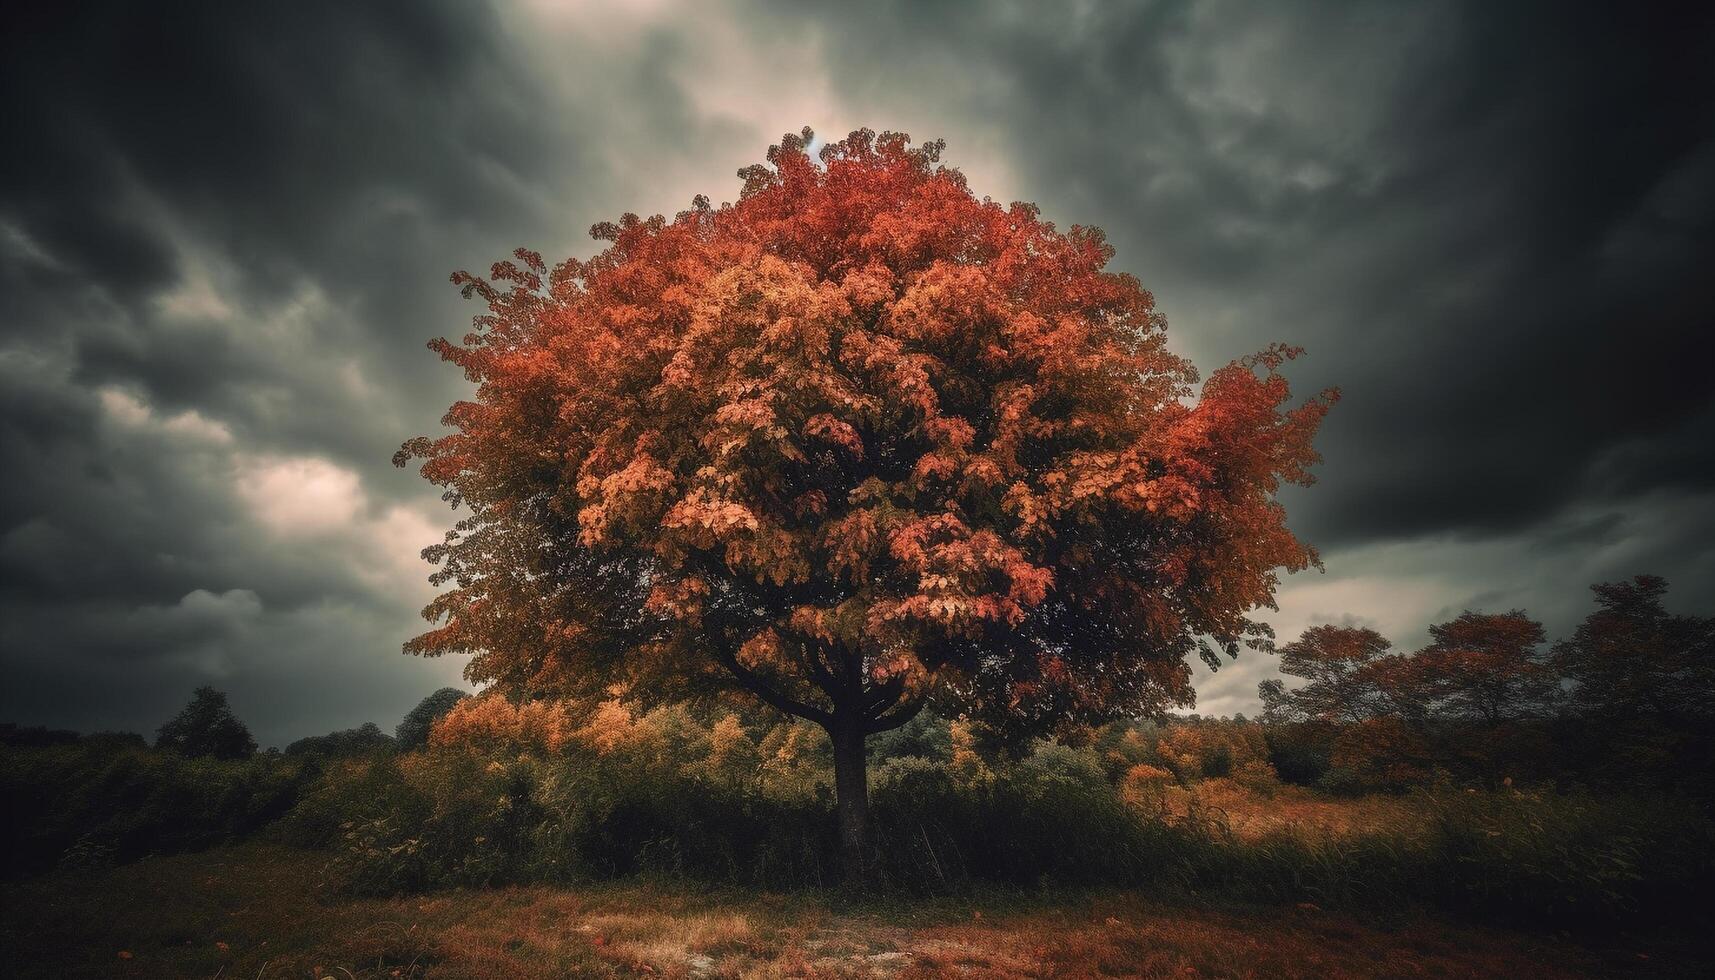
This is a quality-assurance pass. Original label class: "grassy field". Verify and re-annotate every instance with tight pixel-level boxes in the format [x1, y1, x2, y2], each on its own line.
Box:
[5, 727, 1711, 978]
[2, 842, 1696, 979]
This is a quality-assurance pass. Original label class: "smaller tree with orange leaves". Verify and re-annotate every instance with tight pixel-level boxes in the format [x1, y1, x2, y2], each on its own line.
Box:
[1260, 625, 1397, 725]
[1396, 611, 1558, 725]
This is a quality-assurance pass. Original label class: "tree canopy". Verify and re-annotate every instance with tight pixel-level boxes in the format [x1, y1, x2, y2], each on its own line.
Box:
[1260, 613, 1558, 727]
[1555, 575, 1715, 722]
[1405, 611, 1557, 723]
[398, 127, 1334, 732]
[286, 721, 397, 758]
[1260, 625, 1397, 724]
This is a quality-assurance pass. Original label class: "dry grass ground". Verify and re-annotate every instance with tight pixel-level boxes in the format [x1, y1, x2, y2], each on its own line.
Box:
[0, 842, 1693, 979]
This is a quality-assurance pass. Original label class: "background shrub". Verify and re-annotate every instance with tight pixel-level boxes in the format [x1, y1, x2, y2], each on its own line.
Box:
[395, 687, 469, 751]
[285, 722, 396, 759]
[0, 741, 312, 876]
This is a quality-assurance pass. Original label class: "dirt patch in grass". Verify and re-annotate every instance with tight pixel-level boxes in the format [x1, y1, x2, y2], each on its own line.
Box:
[0, 843, 1692, 978]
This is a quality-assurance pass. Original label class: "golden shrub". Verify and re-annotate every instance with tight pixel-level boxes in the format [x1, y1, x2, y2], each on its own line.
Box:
[948, 719, 994, 789]
[429, 693, 577, 754]
[1120, 763, 1176, 811]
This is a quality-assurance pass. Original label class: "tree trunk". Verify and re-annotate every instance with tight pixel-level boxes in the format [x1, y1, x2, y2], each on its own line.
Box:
[830, 716, 873, 888]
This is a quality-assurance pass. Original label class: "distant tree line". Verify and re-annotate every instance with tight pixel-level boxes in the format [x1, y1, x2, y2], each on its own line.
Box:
[1, 686, 472, 762]
[1256, 575, 1714, 795]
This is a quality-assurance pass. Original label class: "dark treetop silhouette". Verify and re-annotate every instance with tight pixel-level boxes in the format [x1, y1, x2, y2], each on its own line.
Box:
[156, 686, 256, 761]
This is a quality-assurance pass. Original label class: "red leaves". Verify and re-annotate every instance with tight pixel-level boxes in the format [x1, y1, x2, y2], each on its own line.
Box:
[395, 127, 1334, 734]
[803, 414, 864, 458]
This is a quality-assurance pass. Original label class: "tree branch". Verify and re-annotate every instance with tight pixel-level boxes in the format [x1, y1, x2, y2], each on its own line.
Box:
[802, 642, 844, 701]
[714, 644, 834, 727]
[864, 675, 905, 714]
[864, 697, 925, 735]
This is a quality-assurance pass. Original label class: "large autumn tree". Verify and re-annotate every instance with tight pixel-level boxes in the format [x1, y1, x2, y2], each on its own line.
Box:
[397, 128, 1336, 882]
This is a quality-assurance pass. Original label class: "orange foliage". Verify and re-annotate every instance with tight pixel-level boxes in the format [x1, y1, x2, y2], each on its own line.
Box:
[577, 698, 641, 755]
[1231, 758, 1282, 793]
[696, 713, 762, 783]
[429, 694, 577, 754]
[397, 127, 1336, 744]
[947, 718, 995, 788]
[1120, 763, 1176, 811]
[1153, 721, 1274, 784]
[1390, 611, 1556, 723]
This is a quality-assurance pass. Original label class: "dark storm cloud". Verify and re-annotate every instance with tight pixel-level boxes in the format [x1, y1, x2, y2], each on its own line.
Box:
[0, 0, 598, 744]
[3, 0, 1712, 735]
[3, 0, 550, 460]
[0, 337, 457, 740]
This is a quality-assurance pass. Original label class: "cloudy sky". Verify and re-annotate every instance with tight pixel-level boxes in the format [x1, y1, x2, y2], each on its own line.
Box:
[4, 0, 1712, 747]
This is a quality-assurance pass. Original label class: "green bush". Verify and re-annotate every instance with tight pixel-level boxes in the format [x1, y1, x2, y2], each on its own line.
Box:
[284, 722, 397, 759]
[0, 742, 313, 877]
[536, 750, 833, 886]
[1264, 722, 1332, 786]
[276, 756, 423, 851]
[292, 746, 837, 895]
[395, 687, 469, 751]
[279, 753, 552, 892]
[868, 752, 1205, 891]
